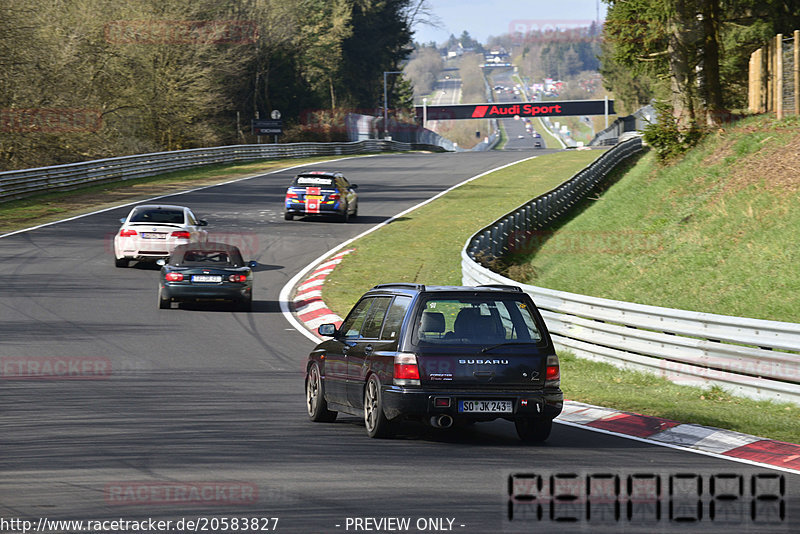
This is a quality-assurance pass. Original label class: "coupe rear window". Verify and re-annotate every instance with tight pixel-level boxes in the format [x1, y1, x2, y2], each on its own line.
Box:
[130, 209, 184, 224]
[414, 297, 543, 345]
[293, 176, 335, 187]
[180, 250, 242, 266]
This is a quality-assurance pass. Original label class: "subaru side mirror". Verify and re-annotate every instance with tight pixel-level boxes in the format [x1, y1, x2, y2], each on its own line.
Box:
[318, 324, 337, 337]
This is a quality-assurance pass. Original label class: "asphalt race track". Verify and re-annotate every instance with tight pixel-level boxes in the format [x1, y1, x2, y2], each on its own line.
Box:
[1, 151, 797, 533]
[490, 70, 546, 151]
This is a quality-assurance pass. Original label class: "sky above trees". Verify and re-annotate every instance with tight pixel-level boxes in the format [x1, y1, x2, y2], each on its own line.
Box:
[412, 0, 607, 44]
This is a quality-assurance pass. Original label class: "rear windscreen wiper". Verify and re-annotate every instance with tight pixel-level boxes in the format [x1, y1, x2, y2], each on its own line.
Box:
[480, 342, 536, 353]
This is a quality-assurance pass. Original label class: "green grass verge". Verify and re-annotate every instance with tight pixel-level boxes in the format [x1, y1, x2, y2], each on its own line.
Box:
[507, 114, 800, 323]
[561, 352, 797, 444]
[496, 120, 509, 149]
[323, 150, 604, 313]
[535, 117, 563, 148]
[0, 155, 357, 234]
[560, 116, 595, 145]
[322, 143, 799, 442]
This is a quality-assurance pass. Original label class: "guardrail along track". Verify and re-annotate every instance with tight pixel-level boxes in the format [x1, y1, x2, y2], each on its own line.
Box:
[462, 139, 800, 404]
[0, 140, 444, 203]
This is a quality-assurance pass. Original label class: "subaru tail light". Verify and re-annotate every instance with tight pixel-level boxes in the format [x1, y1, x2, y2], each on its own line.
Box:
[545, 354, 560, 386]
[393, 353, 420, 387]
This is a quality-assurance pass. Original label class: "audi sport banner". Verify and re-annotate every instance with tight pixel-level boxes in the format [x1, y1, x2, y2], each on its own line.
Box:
[416, 100, 615, 121]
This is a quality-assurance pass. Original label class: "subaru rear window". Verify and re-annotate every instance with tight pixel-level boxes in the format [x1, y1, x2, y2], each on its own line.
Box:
[414, 297, 542, 345]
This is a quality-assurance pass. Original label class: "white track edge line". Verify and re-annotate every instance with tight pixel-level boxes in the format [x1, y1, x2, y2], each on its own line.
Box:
[554, 420, 799, 475]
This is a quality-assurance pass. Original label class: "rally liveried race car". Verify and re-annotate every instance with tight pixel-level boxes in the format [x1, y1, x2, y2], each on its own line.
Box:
[284, 171, 358, 222]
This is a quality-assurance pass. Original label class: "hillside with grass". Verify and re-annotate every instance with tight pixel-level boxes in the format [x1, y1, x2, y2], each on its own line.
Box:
[504, 115, 800, 323]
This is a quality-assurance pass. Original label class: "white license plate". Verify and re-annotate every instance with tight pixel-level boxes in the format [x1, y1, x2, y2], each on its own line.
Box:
[140, 232, 166, 239]
[458, 400, 513, 413]
[191, 275, 222, 283]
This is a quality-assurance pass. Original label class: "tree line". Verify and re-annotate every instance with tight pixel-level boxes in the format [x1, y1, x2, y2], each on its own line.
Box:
[0, 0, 426, 171]
[600, 0, 800, 158]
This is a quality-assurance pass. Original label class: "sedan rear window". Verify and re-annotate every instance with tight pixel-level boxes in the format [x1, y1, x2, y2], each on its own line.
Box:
[414, 297, 543, 345]
[130, 209, 185, 224]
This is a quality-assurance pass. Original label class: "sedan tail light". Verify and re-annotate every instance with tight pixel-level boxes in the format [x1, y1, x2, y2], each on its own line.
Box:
[393, 353, 420, 387]
[545, 354, 560, 386]
[328, 193, 341, 200]
[285, 192, 299, 199]
[165, 273, 184, 282]
[119, 229, 137, 237]
[170, 231, 191, 239]
[228, 274, 247, 282]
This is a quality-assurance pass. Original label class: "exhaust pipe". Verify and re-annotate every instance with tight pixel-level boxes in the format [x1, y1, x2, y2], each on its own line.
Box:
[430, 414, 454, 429]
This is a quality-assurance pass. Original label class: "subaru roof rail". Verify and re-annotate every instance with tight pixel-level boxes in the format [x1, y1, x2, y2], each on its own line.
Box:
[475, 284, 523, 292]
[371, 283, 426, 291]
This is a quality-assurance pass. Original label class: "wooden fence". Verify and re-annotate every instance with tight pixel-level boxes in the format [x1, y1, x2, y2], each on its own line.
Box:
[749, 30, 800, 118]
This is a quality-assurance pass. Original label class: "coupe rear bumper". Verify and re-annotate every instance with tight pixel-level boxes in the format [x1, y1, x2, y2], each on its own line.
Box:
[161, 283, 251, 302]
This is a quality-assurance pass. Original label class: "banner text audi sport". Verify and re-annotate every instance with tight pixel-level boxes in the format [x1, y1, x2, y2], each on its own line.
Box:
[416, 100, 615, 121]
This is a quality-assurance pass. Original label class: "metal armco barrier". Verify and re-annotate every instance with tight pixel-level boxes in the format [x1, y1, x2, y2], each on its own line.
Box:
[0, 139, 444, 203]
[590, 104, 656, 147]
[466, 137, 643, 263]
[462, 140, 800, 404]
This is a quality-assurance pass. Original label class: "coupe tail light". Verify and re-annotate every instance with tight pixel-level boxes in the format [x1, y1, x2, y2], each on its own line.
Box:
[286, 192, 298, 199]
[545, 354, 560, 385]
[165, 273, 184, 282]
[171, 231, 191, 239]
[328, 193, 340, 200]
[228, 274, 247, 282]
[119, 229, 137, 237]
[393, 353, 420, 387]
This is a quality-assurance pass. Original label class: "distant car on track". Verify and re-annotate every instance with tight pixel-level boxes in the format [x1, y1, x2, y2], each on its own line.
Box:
[156, 242, 256, 311]
[114, 204, 208, 267]
[284, 171, 358, 222]
[305, 283, 563, 441]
